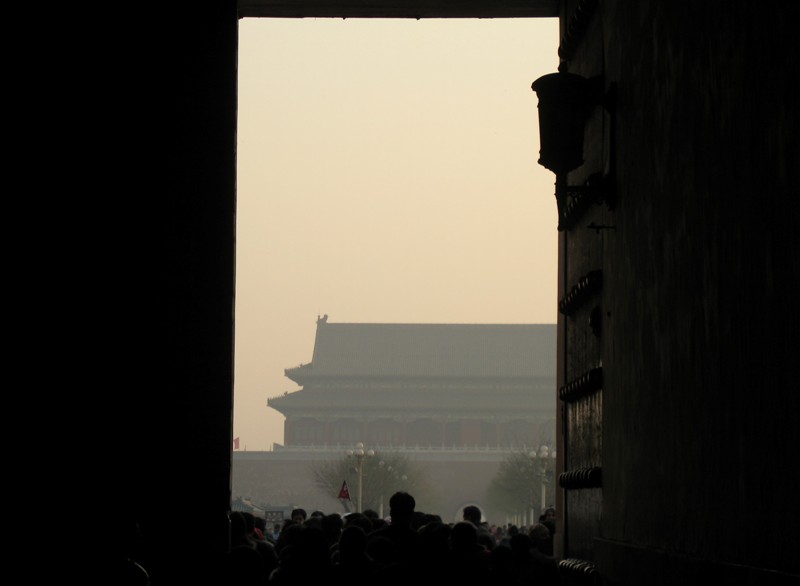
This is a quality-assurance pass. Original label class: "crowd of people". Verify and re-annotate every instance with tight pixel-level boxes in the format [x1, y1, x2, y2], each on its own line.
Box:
[121, 492, 561, 585]
[217, 492, 562, 585]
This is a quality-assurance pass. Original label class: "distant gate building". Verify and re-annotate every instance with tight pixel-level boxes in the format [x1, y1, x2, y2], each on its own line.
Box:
[267, 316, 557, 451]
[231, 317, 557, 521]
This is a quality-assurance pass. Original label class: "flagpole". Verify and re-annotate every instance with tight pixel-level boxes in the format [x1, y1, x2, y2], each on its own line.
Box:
[357, 462, 364, 513]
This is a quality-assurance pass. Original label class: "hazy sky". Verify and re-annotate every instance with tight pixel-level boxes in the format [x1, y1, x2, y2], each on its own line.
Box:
[235, 17, 560, 451]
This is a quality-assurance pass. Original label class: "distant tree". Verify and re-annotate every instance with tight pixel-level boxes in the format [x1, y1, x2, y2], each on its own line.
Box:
[312, 451, 433, 514]
[485, 449, 556, 522]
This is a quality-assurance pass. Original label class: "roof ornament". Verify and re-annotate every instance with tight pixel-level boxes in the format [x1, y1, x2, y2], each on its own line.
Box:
[317, 314, 329, 324]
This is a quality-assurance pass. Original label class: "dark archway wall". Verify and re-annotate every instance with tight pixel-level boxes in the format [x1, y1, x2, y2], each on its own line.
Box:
[103, 1, 799, 583]
[113, 4, 239, 584]
[557, 0, 799, 582]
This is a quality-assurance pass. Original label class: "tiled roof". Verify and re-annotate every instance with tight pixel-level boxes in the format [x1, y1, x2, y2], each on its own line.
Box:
[288, 321, 556, 379]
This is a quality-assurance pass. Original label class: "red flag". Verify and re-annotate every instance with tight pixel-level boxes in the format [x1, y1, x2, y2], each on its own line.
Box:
[233, 437, 240, 450]
[337, 480, 351, 501]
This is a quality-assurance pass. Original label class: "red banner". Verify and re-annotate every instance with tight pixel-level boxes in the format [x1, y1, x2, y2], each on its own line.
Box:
[337, 480, 351, 500]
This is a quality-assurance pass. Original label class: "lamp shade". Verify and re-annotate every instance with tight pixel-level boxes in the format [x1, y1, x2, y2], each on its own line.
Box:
[531, 71, 591, 174]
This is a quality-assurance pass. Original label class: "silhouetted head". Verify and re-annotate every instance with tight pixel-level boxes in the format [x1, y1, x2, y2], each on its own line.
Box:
[542, 519, 555, 537]
[388, 491, 415, 524]
[450, 521, 479, 551]
[411, 511, 428, 531]
[230, 511, 249, 541]
[367, 534, 395, 565]
[462, 505, 483, 524]
[343, 512, 373, 533]
[338, 525, 368, 562]
[321, 513, 343, 544]
[510, 533, 533, 557]
[417, 521, 451, 557]
[275, 522, 303, 555]
[489, 543, 513, 573]
[529, 523, 554, 555]
[362, 509, 380, 520]
[529, 524, 551, 543]
[421, 513, 443, 525]
[290, 508, 307, 524]
[241, 511, 257, 533]
[295, 526, 331, 564]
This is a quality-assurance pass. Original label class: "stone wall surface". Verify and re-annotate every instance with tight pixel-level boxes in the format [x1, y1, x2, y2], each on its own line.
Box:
[558, 0, 799, 582]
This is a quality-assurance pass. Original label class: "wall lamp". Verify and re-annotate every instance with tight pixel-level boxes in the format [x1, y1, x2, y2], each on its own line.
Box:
[531, 71, 593, 175]
[531, 71, 614, 230]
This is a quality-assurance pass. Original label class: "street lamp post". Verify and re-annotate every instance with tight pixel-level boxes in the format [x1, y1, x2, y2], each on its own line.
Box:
[529, 450, 538, 524]
[346, 442, 375, 513]
[378, 460, 387, 518]
[538, 445, 550, 513]
[530, 445, 557, 522]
